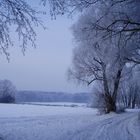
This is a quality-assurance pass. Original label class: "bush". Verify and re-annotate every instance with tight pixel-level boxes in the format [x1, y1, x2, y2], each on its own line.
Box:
[116, 105, 126, 113]
[0, 79, 16, 103]
[92, 92, 107, 114]
[0, 95, 15, 103]
[138, 112, 140, 123]
[0, 134, 4, 140]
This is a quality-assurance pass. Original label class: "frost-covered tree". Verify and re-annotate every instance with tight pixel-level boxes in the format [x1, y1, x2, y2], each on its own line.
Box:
[118, 67, 140, 108]
[68, 4, 140, 113]
[2, 0, 140, 60]
[0, 0, 85, 59]
[47, 0, 140, 40]
[0, 79, 16, 103]
[0, 0, 75, 59]
[0, 0, 44, 59]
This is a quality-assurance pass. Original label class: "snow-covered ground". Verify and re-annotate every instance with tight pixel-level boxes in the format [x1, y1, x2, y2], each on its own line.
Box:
[0, 103, 92, 118]
[0, 103, 139, 140]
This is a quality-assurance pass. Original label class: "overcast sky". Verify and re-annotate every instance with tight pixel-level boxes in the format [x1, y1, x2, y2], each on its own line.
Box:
[0, 2, 89, 93]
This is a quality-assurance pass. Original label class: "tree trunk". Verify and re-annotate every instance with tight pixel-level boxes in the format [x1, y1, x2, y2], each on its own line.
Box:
[132, 100, 135, 109]
[105, 67, 123, 113]
[128, 96, 131, 108]
[105, 95, 116, 113]
[132, 95, 136, 109]
[102, 64, 117, 113]
[112, 67, 123, 111]
[101, 64, 123, 113]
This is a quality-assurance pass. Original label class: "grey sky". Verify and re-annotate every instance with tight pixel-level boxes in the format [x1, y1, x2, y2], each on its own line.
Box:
[0, 5, 89, 93]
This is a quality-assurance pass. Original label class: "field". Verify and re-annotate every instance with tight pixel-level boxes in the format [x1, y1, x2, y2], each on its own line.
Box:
[0, 103, 139, 140]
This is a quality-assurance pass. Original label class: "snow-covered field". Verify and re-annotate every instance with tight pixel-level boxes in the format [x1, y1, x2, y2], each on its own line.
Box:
[0, 103, 139, 140]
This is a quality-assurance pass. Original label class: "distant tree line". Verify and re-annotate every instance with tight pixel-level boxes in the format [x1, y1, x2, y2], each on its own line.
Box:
[16, 91, 91, 103]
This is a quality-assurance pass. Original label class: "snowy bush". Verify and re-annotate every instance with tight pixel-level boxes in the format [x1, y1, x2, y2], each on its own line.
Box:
[0, 134, 4, 140]
[0, 94, 15, 103]
[138, 112, 140, 123]
[0, 80, 16, 103]
[91, 92, 107, 114]
[116, 105, 125, 114]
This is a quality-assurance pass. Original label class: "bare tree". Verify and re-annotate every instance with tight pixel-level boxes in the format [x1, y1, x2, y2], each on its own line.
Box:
[45, 0, 140, 37]
[1, 0, 139, 58]
[0, 0, 46, 59]
[45, 0, 140, 113]
[68, 42, 123, 113]
[68, 4, 140, 113]
[45, 0, 140, 63]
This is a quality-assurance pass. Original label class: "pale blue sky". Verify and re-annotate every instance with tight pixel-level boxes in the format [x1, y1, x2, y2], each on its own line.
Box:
[0, 2, 89, 93]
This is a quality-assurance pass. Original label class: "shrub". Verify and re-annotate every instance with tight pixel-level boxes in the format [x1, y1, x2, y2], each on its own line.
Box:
[116, 104, 126, 113]
[92, 92, 107, 114]
[0, 80, 16, 103]
[138, 112, 140, 123]
[0, 94, 15, 103]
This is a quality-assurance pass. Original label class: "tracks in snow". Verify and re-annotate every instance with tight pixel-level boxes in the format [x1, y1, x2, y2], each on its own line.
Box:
[61, 112, 138, 140]
[0, 110, 139, 140]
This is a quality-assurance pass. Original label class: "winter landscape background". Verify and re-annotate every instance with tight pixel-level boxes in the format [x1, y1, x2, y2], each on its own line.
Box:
[0, 0, 140, 140]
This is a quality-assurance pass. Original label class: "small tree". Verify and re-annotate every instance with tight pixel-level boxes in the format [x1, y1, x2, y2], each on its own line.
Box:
[0, 79, 16, 103]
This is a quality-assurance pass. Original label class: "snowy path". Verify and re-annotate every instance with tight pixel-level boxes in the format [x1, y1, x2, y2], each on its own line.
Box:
[0, 104, 139, 140]
[63, 112, 139, 140]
